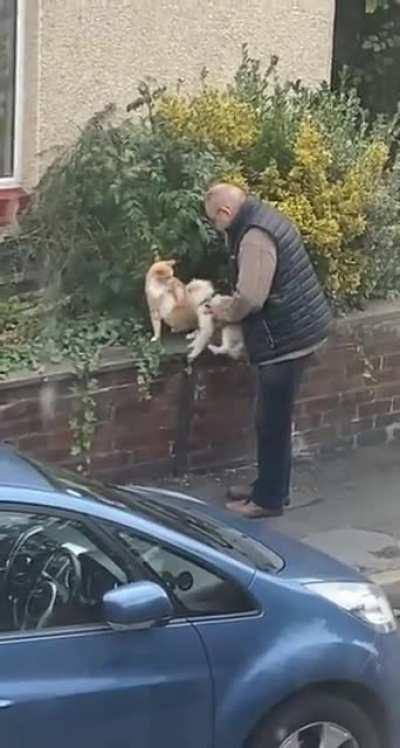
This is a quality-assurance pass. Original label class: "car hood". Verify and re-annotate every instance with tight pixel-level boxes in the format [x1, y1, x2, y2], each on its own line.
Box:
[128, 485, 365, 585]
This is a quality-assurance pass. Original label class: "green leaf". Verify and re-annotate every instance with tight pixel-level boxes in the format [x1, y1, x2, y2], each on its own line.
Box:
[366, 0, 379, 12]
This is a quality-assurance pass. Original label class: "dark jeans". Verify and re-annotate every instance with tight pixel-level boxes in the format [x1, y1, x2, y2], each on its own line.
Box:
[252, 356, 311, 510]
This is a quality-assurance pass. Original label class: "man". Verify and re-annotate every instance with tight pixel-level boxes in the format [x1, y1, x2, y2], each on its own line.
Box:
[205, 184, 332, 519]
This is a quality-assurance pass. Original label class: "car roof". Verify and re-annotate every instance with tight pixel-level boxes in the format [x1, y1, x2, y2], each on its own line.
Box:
[0, 443, 57, 491]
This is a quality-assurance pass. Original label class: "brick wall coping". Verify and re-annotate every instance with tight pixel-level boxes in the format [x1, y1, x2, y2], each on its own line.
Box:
[338, 299, 400, 326]
[1, 299, 400, 394]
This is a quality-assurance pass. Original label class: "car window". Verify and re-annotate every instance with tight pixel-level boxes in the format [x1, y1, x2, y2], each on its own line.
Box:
[14, 457, 283, 573]
[0, 510, 130, 634]
[112, 525, 256, 617]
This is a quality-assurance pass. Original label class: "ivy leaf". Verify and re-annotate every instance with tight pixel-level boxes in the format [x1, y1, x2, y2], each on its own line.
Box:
[366, 0, 379, 12]
[366, 0, 390, 11]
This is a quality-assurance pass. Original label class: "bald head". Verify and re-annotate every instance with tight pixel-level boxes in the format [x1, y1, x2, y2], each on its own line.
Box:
[205, 183, 247, 232]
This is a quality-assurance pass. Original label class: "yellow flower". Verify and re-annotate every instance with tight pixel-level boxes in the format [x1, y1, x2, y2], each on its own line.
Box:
[293, 116, 332, 177]
[257, 117, 388, 300]
[156, 94, 389, 302]
[216, 168, 249, 192]
[258, 161, 287, 201]
[157, 90, 260, 155]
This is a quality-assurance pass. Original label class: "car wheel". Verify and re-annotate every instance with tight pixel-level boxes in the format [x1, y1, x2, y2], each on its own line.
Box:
[251, 692, 380, 748]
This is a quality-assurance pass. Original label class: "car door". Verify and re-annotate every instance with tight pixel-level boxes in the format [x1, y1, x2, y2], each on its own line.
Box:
[0, 506, 213, 748]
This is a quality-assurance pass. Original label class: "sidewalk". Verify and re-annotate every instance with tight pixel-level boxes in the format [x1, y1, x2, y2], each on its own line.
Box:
[156, 442, 400, 607]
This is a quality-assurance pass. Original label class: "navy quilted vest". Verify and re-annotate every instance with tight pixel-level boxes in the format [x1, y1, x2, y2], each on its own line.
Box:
[226, 197, 332, 365]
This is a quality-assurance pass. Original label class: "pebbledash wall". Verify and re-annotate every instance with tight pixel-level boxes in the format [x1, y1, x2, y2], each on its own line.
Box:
[20, 0, 335, 188]
[2, 0, 336, 222]
[2, 302, 400, 482]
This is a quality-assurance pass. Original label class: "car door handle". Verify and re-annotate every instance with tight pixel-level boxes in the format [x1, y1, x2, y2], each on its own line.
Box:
[0, 700, 13, 709]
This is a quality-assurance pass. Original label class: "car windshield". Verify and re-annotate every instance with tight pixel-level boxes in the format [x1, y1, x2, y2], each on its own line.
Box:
[113, 486, 284, 572]
[13, 457, 282, 573]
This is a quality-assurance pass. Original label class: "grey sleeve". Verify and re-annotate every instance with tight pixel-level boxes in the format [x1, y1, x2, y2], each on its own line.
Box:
[215, 228, 277, 324]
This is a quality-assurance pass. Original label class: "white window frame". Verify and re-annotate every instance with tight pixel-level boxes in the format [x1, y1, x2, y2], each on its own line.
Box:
[0, 0, 24, 187]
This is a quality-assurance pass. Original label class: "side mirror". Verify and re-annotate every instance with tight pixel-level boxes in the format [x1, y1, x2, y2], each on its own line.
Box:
[103, 581, 174, 631]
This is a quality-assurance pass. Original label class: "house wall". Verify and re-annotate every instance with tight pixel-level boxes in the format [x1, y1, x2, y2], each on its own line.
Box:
[21, 0, 336, 188]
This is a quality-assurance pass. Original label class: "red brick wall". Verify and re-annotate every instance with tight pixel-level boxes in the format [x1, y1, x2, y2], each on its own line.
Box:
[294, 312, 400, 455]
[1, 305, 400, 481]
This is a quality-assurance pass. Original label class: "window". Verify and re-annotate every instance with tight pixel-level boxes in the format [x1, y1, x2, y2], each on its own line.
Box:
[0, 510, 130, 634]
[0, 0, 17, 177]
[0, 508, 256, 634]
[113, 526, 256, 618]
[22, 463, 283, 574]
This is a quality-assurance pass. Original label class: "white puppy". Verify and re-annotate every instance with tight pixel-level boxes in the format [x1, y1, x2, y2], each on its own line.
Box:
[185, 279, 245, 363]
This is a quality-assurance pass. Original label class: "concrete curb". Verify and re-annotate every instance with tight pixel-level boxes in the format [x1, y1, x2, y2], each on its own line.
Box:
[370, 570, 400, 617]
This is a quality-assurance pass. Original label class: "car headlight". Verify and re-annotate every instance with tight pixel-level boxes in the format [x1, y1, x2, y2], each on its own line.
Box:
[305, 581, 397, 633]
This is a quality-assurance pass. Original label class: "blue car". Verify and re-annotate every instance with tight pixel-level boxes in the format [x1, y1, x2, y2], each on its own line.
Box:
[0, 444, 399, 748]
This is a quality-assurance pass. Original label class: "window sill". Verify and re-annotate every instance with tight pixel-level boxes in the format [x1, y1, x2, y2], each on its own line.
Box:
[0, 185, 29, 226]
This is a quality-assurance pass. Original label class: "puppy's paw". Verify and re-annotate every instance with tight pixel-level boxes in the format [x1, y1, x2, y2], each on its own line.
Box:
[208, 344, 224, 356]
[187, 344, 202, 362]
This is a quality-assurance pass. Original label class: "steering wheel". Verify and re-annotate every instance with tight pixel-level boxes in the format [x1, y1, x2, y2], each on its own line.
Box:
[16, 548, 82, 631]
[4, 526, 82, 630]
[3, 525, 45, 590]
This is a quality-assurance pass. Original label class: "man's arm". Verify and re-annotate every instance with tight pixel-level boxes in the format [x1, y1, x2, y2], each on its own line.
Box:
[212, 228, 277, 323]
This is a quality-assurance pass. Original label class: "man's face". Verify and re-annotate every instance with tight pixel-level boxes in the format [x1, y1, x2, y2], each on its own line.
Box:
[205, 201, 232, 233]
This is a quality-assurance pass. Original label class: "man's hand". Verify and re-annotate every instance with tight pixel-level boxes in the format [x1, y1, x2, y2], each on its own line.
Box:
[210, 295, 233, 322]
